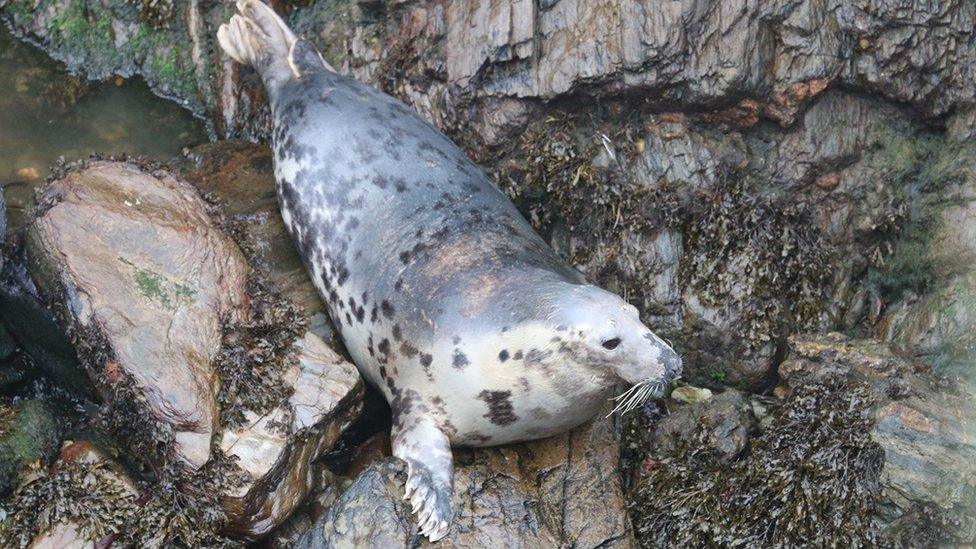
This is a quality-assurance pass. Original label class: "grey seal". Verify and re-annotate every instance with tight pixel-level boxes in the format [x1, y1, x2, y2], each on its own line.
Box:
[218, 1, 681, 540]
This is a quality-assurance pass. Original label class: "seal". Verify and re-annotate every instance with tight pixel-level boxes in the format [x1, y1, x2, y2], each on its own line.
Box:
[219, 1, 682, 540]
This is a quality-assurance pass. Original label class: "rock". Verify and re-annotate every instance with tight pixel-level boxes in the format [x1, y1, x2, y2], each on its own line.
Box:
[0, 400, 62, 495]
[652, 389, 753, 462]
[219, 331, 363, 540]
[296, 415, 633, 548]
[878, 143, 976, 381]
[0, 184, 6, 246]
[0, 258, 90, 396]
[778, 333, 918, 398]
[4, 0, 975, 138]
[174, 140, 338, 346]
[779, 333, 976, 543]
[26, 161, 249, 470]
[0, 324, 15, 363]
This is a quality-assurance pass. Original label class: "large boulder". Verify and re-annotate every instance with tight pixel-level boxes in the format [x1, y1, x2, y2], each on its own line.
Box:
[219, 332, 363, 540]
[26, 160, 249, 470]
[296, 415, 633, 548]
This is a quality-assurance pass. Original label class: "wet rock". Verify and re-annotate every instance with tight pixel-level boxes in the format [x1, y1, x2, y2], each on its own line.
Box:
[174, 140, 338, 346]
[296, 415, 633, 548]
[0, 324, 15, 363]
[219, 331, 363, 540]
[779, 333, 976, 543]
[651, 389, 753, 462]
[0, 258, 90, 396]
[26, 160, 249, 470]
[0, 399, 62, 495]
[4, 0, 974, 138]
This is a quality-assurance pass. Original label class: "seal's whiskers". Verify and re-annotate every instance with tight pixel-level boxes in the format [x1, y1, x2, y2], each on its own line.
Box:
[607, 380, 657, 417]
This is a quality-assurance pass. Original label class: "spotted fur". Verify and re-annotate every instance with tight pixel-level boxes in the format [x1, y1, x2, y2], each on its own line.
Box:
[219, 1, 681, 541]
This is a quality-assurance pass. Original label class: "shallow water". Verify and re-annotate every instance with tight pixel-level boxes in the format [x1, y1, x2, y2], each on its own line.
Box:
[0, 27, 207, 230]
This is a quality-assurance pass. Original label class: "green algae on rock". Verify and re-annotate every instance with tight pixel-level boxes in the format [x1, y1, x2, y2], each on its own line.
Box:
[0, 399, 62, 495]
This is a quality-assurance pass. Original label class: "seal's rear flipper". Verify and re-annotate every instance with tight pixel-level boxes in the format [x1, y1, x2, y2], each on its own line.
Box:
[392, 411, 454, 541]
[218, 0, 302, 83]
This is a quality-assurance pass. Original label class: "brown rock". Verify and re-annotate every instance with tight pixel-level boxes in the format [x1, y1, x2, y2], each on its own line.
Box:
[815, 172, 842, 191]
[26, 161, 249, 470]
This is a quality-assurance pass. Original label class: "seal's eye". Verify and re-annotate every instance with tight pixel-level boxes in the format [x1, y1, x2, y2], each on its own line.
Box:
[601, 337, 622, 350]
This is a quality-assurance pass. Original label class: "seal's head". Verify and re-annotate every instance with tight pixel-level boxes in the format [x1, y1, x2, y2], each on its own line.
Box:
[553, 284, 682, 412]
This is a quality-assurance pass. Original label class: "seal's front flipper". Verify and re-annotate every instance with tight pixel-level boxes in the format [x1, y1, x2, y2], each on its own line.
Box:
[392, 411, 453, 541]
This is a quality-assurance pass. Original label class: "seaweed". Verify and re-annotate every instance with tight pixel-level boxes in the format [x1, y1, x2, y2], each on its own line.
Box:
[629, 376, 884, 548]
[0, 447, 247, 548]
[0, 460, 139, 547]
[682, 176, 831, 352]
[204, 199, 308, 429]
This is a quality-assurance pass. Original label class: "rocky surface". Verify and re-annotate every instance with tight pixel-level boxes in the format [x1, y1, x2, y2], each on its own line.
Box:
[629, 334, 974, 546]
[0, 400, 62, 495]
[0, 0, 974, 545]
[297, 414, 633, 548]
[26, 161, 249, 470]
[2, 0, 973, 387]
[219, 331, 363, 540]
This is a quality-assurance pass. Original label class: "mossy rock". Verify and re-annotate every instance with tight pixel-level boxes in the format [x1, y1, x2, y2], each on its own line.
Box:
[0, 399, 63, 494]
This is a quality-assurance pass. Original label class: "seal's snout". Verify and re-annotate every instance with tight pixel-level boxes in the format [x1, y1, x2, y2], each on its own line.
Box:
[660, 347, 683, 382]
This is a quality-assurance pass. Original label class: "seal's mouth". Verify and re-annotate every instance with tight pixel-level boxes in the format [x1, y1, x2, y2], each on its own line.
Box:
[606, 378, 668, 417]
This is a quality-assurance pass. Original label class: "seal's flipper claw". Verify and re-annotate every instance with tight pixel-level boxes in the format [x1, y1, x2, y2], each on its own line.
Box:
[392, 410, 454, 542]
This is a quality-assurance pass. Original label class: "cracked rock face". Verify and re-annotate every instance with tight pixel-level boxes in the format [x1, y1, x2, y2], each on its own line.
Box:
[296, 414, 633, 548]
[26, 161, 249, 470]
[220, 332, 363, 540]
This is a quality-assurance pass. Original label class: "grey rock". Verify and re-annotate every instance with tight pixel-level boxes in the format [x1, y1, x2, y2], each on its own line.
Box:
[652, 389, 754, 462]
[296, 415, 634, 548]
[219, 332, 363, 540]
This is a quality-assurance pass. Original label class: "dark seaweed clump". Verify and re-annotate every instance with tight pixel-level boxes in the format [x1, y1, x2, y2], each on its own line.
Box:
[629, 376, 884, 548]
[0, 460, 138, 547]
[487, 111, 682, 255]
[0, 450, 245, 547]
[207, 203, 308, 429]
[683, 178, 831, 352]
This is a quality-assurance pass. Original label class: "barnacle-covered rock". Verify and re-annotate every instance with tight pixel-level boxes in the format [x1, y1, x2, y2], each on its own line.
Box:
[295, 414, 633, 548]
[219, 331, 363, 540]
[25, 160, 249, 470]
